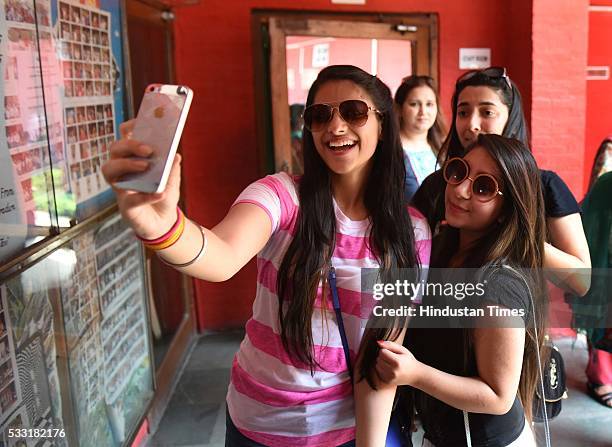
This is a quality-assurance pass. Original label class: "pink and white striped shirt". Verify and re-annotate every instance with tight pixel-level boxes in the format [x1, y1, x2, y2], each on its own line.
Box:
[227, 172, 431, 446]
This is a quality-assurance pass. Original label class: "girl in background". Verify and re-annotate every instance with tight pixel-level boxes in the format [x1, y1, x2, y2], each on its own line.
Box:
[394, 75, 447, 200]
[572, 142, 612, 408]
[586, 136, 612, 192]
[412, 67, 591, 297]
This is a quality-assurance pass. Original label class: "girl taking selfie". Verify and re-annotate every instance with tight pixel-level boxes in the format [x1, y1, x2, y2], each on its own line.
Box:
[102, 65, 431, 447]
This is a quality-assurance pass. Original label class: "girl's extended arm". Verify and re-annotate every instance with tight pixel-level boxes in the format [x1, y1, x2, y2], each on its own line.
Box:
[102, 121, 273, 282]
[156, 200, 272, 281]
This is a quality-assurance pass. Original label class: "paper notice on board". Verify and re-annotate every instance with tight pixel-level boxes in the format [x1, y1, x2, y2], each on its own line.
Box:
[0, 2, 28, 261]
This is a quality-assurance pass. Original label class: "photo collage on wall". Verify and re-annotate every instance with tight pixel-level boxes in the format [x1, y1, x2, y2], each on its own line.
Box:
[61, 215, 152, 446]
[0, 263, 67, 446]
[94, 218, 149, 407]
[2, 0, 64, 228]
[57, 0, 116, 206]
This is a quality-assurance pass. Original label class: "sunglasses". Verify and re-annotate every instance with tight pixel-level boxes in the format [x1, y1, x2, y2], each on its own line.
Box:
[302, 100, 381, 132]
[443, 157, 503, 202]
[456, 66, 512, 91]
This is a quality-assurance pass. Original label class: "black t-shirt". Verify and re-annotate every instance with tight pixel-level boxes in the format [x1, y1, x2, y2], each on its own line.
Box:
[539, 170, 580, 217]
[404, 268, 531, 447]
[412, 169, 580, 232]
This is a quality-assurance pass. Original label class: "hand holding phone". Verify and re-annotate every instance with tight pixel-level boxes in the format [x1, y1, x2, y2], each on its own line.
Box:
[115, 84, 193, 193]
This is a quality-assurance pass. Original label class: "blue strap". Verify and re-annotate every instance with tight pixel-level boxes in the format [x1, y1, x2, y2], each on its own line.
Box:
[330, 267, 407, 446]
[328, 266, 353, 381]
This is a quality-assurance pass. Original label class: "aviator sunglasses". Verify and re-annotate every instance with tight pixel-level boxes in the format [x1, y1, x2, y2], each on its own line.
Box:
[443, 157, 504, 202]
[456, 66, 512, 91]
[302, 100, 381, 132]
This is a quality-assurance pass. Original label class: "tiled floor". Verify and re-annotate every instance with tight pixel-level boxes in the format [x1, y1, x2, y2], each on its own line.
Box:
[149, 332, 612, 447]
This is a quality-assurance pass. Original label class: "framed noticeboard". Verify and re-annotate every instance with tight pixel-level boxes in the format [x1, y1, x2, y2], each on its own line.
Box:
[1, 0, 130, 266]
[0, 209, 154, 446]
[0, 253, 68, 445]
[52, 0, 128, 222]
[59, 213, 153, 446]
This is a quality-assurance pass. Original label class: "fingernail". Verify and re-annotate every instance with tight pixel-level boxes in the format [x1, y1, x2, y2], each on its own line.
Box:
[139, 145, 153, 156]
[134, 160, 149, 170]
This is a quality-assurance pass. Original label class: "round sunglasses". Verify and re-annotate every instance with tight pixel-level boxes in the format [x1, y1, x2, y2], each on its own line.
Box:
[443, 157, 504, 202]
[302, 99, 381, 132]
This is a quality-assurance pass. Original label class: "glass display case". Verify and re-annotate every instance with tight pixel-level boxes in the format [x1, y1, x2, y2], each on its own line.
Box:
[0, 2, 155, 446]
[1, 0, 130, 265]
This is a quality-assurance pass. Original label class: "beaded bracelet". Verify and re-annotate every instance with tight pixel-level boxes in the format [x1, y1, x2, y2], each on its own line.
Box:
[158, 224, 208, 268]
[139, 207, 186, 251]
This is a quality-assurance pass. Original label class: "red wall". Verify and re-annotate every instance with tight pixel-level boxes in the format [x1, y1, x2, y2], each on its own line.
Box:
[531, 0, 590, 198]
[170, 1, 533, 330]
[585, 1, 612, 193]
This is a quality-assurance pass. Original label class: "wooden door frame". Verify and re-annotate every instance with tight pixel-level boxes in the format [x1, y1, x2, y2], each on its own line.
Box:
[252, 10, 439, 174]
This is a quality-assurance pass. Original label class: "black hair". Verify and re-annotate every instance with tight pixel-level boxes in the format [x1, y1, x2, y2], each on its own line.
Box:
[440, 70, 529, 163]
[276, 65, 419, 371]
[587, 137, 612, 192]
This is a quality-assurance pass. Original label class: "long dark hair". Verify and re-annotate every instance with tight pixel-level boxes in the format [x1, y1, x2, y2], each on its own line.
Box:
[394, 75, 447, 155]
[587, 136, 612, 192]
[439, 70, 529, 163]
[276, 65, 419, 371]
[433, 134, 548, 423]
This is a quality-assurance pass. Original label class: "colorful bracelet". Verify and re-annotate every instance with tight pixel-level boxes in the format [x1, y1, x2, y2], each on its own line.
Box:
[140, 207, 186, 251]
[158, 224, 208, 268]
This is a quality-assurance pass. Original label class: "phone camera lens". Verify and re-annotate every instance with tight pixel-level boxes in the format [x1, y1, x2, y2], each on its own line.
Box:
[177, 86, 186, 95]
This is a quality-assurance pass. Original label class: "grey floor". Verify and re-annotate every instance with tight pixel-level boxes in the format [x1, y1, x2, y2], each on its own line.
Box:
[148, 332, 612, 447]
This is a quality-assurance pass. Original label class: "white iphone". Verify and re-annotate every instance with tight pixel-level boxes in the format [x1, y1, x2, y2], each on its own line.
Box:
[115, 84, 193, 193]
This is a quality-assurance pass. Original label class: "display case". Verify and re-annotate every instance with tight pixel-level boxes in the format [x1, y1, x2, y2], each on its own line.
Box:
[1, 0, 130, 266]
[0, 1, 156, 446]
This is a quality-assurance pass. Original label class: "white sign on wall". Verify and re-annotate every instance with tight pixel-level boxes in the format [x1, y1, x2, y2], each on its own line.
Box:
[459, 48, 491, 70]
[312, 44, 330, 68]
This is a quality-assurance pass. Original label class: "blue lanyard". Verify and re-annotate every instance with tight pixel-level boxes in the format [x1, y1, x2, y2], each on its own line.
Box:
[328, 266, 353, 381]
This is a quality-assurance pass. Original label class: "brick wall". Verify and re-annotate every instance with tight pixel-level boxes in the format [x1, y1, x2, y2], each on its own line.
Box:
[171, 0, 535, 330]
[585, 1, 612, 192]
[531, 0, 589, 197]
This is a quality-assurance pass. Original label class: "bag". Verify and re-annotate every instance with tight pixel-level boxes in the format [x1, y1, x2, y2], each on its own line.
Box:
[329, 267, 413, 446]
[533, 339, 568, 422]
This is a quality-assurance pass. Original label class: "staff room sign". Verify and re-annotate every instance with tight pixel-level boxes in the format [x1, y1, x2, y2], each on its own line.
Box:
[459, 48, 491, 69]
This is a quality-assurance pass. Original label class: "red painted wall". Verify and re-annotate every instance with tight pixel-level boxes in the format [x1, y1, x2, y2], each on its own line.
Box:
[585, 1, 612, 194]
[531, 0, 590, 198]
[170, 1, 533, 330]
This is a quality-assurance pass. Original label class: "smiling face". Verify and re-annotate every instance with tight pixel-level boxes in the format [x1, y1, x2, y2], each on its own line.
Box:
[400, 85, 437, 135]
[444, 146, 505, 241]
[310, 80, 382, 181]
[455, 86, 509, 148]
